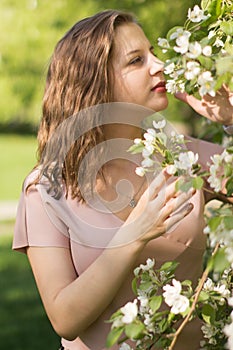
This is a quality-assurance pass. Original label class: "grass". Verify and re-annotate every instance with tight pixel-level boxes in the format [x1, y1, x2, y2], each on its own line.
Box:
[0, 222, 60, 349]
[0, 134, 37, 200]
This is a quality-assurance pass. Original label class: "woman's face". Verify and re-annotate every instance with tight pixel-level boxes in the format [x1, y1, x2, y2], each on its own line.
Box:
[111, 23, 168, 112]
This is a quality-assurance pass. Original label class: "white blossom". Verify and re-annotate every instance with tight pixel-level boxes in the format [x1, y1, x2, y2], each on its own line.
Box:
[135, 166, 146, 177]
[170, 295, 190, 314]
[203, 278, 215, 291]
[141, 157, 154, 168]
[202, 45, 212, 56]
[144, 130, 156, 143]
[152, 119, 166, 129]
[138, 295, 149, 313]
[158, 37, 170, 53]
[201, 323, 218, 345]
[214, 38, 224, 47]
[134, 138, 143, 145]
[171, 131, 185, 143]
[164, 62, 175, 75]
[197, 71, 216, 97]
[112, 317, 124, 328]
[170, 29, 191, 54]
[174, 35, 190, 54]
[208, 30, 215, 39]
[170, 68, 185, 80]
[163, 279, 189, 314]
[166, 79, 178, 94]
[188, 5, 209, 23]
[139, 258, 155, 271]
[214, 284, 230, 299]
[166, 164, 177, 175]
[186, 41, 202, 59]
[224, 152, 233, 163]
[224, 312, 233, 350]
[119, 343, 133, 350]
[207, 174, 222, 192]
[121, 300, 138, 324]
[144, 313, 154, 332]
[207, 151, 226, 192]
[174, 151, 198, 173]
[170, 28, 191, 41]
[184, 61, 201, 80]
[142, 145, 154, 157]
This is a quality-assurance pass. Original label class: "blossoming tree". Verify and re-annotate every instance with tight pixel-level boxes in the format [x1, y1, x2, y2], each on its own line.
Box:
[106, 1, 233, 349]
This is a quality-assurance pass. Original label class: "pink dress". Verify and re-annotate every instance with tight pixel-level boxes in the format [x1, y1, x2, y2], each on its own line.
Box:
[13, 167, 207, 350]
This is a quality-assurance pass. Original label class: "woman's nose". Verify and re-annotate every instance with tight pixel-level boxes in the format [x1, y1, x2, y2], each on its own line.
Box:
[149, 56, 164, 76]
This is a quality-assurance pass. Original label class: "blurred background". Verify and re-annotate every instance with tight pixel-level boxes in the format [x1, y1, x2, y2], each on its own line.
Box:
[0, 0, 199, 348]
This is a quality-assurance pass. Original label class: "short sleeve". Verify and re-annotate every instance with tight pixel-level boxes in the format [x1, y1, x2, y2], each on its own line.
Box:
[13, 183, 70, 253]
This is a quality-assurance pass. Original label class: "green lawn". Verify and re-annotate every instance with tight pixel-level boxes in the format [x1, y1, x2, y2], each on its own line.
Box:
[0, 134, 37, 200]
[0, 226, 60, 349]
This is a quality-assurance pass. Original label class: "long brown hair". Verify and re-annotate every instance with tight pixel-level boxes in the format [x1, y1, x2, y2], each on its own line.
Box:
[35, 10, 137, 201]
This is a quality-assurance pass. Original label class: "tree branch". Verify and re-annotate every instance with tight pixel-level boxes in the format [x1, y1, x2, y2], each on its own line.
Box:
[167, 242, 220, 350]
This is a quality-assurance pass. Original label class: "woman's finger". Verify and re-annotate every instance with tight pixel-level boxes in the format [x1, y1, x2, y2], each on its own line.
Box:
[158, 187, 195, 222]
[164, 202, 194, 232]
[142, 170, 169, 201]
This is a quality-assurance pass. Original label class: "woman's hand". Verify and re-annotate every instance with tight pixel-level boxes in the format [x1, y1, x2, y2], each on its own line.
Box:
[175, 85, 233, 125]
[112, 171, 195, 247]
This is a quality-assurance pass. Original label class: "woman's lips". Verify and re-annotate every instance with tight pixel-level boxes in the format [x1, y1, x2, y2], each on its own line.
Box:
[151, 81, 167, 93]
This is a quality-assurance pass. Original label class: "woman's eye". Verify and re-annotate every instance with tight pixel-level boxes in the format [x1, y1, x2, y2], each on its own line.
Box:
[150, 50, 157, 57]
[129, 56, 143, 65]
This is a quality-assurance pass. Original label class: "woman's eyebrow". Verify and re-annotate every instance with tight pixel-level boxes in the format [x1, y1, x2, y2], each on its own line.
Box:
[126, 45, 154, 56]
[126, 49, 141, 56]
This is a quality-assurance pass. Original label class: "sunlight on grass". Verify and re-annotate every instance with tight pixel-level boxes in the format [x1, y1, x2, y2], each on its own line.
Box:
[0, 134, 37, 200]
[0, 232, 60, 349]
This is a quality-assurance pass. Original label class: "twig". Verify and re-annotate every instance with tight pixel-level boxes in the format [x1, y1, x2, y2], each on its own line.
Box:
[167, 242, 220, 350]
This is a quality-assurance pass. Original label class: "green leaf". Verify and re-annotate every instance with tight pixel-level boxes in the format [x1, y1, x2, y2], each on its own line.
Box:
[208, 216, 222, 231]
[226, 177, 233, 197]
[106, 327, 124, 348]
[108, 309, 123, 322]
[223, 41, 233, 56]
[179, 180, 193, 193]
[160, 261, 179, 273]
[128, 143, 144, 154]
[205, 0, 222, 17]
[165, 149, 174, 163]
[125, 322, 145, 339]
[149, 295, 162, 313]
[166, 26, 183, 41]
[229, 77, 233, 91]
[139, 281, 152, 291]
[158, 318, 169, 332]
[220, 21, 233, 35]
[201, 304, 216, 324]
[216, 56, 233, 75]
[132, 277, 138, 295]
[212, 248, 230, 272]
[198, 55, 213, 70]
[227, 146, 233, 154]
[214, 72, 232, 91]
[198, 290, 210, 302]
[223, 216, 233, 230]
[181, 279, 192, 287]
[192, 176, 204, 190]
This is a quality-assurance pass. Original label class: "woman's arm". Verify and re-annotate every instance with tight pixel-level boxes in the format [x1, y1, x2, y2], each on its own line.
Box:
[27, 171, 194, 341]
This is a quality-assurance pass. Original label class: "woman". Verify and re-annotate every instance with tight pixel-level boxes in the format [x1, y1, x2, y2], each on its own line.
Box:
[13, 10, 233, 350]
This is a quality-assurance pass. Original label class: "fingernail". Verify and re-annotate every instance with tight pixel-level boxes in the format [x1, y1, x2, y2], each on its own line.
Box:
[188, 187, 196, 196]
[184, 203, 194, 214]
